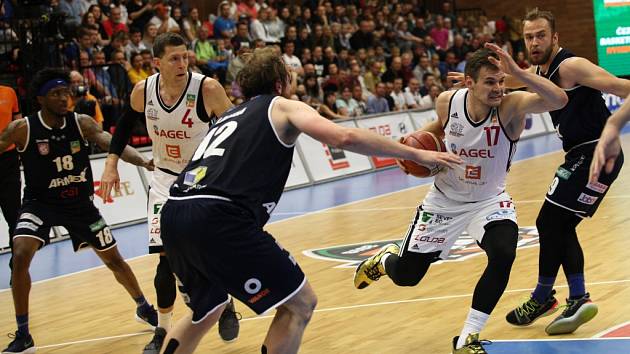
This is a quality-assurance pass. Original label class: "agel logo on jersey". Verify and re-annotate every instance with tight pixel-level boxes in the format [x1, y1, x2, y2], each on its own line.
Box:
[303, 227, 540, 268]
[36, 139, 49, 155]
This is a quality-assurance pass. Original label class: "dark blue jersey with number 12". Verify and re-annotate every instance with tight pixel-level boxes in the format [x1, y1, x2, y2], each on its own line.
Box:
[169, 95, 294, 226]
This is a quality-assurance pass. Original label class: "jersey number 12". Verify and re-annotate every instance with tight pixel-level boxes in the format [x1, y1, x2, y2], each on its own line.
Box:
[191, 121, 238, 161]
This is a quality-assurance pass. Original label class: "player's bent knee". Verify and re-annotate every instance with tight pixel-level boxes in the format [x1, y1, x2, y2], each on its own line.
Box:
[389, 252, 435, 287]
[282, 281, 317, 324]
[483, 220, 518, 267]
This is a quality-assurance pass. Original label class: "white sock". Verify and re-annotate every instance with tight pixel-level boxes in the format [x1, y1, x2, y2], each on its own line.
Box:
[158, 311, 173, 331]
[380, 253, 392, 272]
[456, 308, 489, 349]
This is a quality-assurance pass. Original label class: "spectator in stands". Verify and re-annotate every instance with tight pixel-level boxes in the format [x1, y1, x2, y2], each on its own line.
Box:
[68, 70, 104, 127]
[125, 27, 146, 60]
[282, 41, 303, 76]
[111, 49, 131, 71]
[127, 51, 148, 85]
[311, 46, 326, 76]
[140, 48, 155, 75]
[85, 23, 107, 49]
[456, 51, 473, 73]
[226, 45, 250, 84]
[237, 0, 258, 19]
[97, 0, 112, 19]
[215, 2, 236, 40]
[266, 7, 286, 43]
[363, 60, 382, 94]
[150, 3, 180, 34]
[450, 34, 470, 62]
[419, 72, 437, 96]
[516, 50, 530, 69]
[250, 6, 270, 43]
[303, 74, 322, 101]
[186, 50, 203, 74]
[423, 35, 439, 60]
[322, 63, 342, 92]
[168, 0, 189, 17]
[103, 30, 128, 62]
[352, 84, 367, 116]
[142, 23, 158, 52]
[127, 0, 154, 33]
[102, 6, 129, 40]
[429, 15, 449, 51]
[412, 18, 428, 39]
[439, 51, 459, 76]
[302, 63, 316, 77]
[231, 21, 252, 50]
[107, 49, 132, 103]
[350, 20, 375, 50]
[171, 7, 186, 32]
[396, 20, 423, 50]
[381, 56, 404, 85]
[404, 77, 423, 109]
[366, 82, 390, 114]
[59, 0, 84, 28]
[384, 82, 396, 111]
[182, 8, 202, 43]
[318, 91, 346, 120]
[390, 78, 407, 111]
[79, 50, 105, 97]
[336, 85, 359, 117]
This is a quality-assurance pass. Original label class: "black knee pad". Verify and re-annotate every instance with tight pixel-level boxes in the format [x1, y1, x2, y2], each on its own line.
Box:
[482, 220, 518, 268]
[387, 251, 437, 287]
[154, 255, 177, 309]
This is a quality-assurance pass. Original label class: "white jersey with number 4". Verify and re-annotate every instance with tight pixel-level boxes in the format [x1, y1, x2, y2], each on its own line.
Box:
[434, 88, 518, 202]
[145, 72, 210, 174]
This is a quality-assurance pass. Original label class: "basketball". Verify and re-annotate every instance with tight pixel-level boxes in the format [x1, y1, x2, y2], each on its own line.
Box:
[396, 131, 446, 178]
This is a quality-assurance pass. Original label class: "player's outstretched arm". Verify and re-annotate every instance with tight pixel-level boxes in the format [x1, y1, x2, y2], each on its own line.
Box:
[485, 43, 568, 116]
[561, 57, 630, 98]
[101, 81, 147, 202]
[202, 78, 233, 119]
[590, 93, 630, 182]
[273, 98, 462, 169]
[0, 119, 26, 152]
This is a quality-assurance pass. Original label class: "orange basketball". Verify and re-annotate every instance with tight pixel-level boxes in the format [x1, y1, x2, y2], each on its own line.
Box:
[396, 131, 446, 178]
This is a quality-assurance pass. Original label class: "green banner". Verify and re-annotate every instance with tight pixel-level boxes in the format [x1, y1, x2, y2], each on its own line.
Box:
[593, 0, 630, 76]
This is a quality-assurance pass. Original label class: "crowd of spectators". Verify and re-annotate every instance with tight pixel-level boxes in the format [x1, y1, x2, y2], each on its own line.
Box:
[0, 0, 531, 132]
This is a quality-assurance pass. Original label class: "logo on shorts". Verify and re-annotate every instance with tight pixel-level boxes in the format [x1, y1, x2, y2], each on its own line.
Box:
[89, 218, 107, 232]
[486, 209, 516, 221]
[577, 193, 598, 205]
[304, 227, 540, 268]
[70, 140, 81, 154]
[421, 212, 433, 223]
[244, 278, 271, 304]
[586, 181, 608, 193]
[556, 167, 572, 180]
[36, 139, 49, 155]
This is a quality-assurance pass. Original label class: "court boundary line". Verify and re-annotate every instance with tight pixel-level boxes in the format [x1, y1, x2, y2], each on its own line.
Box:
[32, 278, 630, 350]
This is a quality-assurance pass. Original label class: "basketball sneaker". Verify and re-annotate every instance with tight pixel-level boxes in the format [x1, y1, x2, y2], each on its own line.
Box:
[545, 293, 598, 335]
[353, 243, 399, 289]
[2, 331, 35, 354]
[451, 333, 490, 354]
[506, 289, 558, 326]
[135, 305, 158, 329]
[218, 298, 241, 342]
[142, 327, 166, 354]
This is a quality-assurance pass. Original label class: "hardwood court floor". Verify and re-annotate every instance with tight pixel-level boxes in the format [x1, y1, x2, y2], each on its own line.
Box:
[1, 138, 630, 353]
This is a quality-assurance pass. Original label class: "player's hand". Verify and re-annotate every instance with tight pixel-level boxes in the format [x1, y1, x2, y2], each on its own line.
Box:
[143, 158, 155, 171]
[447, 72, 465, 88]
[99, 163, 121, 204]
[484, 42, 520, 77]
[589, 124, 621, 183]
[414, 150, 462, 170]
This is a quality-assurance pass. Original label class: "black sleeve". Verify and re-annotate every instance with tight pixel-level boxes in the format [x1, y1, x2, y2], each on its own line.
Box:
[109, 106, 144, 156]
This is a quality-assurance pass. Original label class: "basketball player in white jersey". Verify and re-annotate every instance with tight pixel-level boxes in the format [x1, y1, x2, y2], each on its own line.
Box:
[354, 44, 568, 354]
[99, 33, 238, 354]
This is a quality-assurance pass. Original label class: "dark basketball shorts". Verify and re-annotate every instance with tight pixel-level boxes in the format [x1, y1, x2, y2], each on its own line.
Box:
[545, 145, 624, 218]
[161, 198, 306, 323]
[13, 199, 116, 252]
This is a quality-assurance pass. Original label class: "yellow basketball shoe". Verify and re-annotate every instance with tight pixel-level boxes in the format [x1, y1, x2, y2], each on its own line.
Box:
[353, 243, 399, 289]
[452, 333, 490, 354]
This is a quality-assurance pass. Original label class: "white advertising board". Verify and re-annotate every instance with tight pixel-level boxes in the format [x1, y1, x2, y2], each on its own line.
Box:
[297, 120, 372, 181]
[355, 114, 416, 168]
[409, 109, 438, 129]
[285, 149, 311, 188]
[522, 113, 551, 138]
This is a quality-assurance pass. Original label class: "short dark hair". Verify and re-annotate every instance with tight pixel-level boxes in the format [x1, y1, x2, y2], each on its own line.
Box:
[523, 7, 556, 33]
[237, 47, 289, 99]
[464, 48, 499, 81]
[153, 32, 187, 58]
[30, 68, 71, 98]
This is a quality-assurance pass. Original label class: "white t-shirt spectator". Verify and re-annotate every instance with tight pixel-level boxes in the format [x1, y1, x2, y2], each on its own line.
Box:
[404, 87, 423, 108]
[282, 54, 302, 72]
[390, 91, 406, 110]
[150, 16, 181, 33]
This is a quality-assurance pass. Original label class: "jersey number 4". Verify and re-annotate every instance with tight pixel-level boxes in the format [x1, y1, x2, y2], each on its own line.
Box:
[181, 109, 194, 128]
[191, 121, 238, 161]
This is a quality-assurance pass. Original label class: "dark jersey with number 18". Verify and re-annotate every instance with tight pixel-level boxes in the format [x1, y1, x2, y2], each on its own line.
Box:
[169, 95, 294, 226]
[18, 112, 94, 205]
